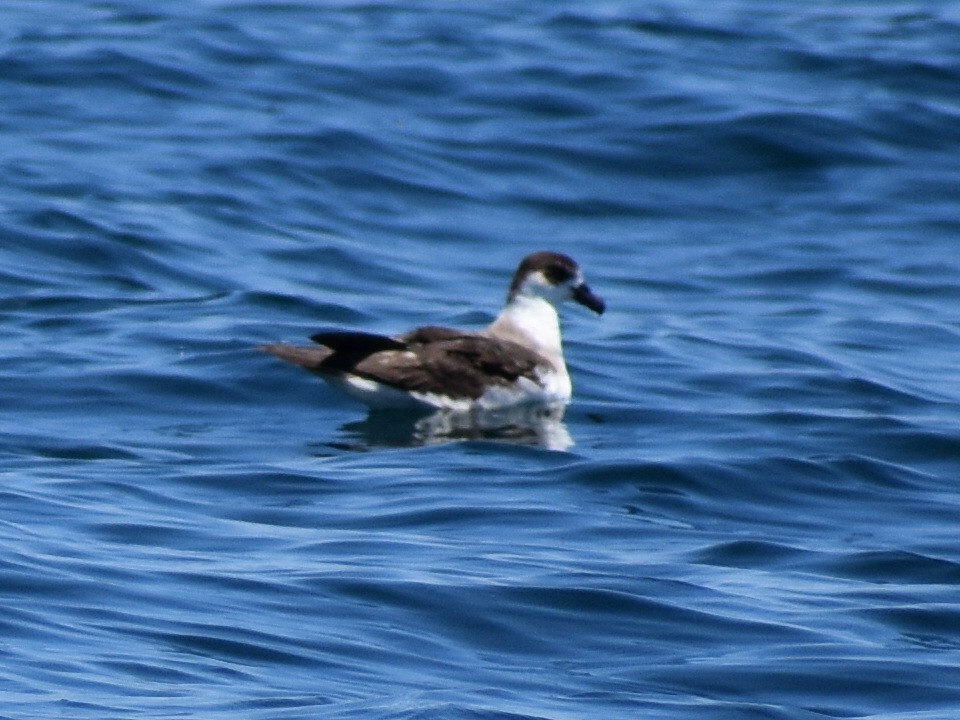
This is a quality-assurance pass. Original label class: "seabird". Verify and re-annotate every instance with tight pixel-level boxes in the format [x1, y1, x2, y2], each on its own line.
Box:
[261, 251, 605, 411]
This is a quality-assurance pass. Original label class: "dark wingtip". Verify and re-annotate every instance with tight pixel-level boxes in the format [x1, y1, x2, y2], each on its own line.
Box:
[310, 331, 407, 353]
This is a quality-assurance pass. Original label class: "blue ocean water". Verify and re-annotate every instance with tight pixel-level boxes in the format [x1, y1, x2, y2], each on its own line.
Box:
[3, 1, 960, 718]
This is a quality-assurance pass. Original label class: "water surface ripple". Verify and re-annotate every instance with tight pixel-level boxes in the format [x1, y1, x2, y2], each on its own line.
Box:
[2, 2, 960, 718]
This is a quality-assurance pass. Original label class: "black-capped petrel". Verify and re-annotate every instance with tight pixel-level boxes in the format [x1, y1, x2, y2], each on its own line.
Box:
[261, 251, 605, 411]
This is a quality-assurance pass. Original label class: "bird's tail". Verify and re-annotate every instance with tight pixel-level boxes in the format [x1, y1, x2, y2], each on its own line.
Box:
[260, 343, 333, 373]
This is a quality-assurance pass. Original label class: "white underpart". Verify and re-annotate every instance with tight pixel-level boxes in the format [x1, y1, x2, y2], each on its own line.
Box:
[484, 270, 576, 403]
[326, 374, 433, 409]
[476, 372, 562, 410]
[327, 372, 566, 412]
[489, 294, 563, 356]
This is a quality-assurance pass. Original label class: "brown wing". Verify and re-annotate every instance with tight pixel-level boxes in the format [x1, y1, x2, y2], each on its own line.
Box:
[397, 325, 465, 345]
[351, 335, 547, 400]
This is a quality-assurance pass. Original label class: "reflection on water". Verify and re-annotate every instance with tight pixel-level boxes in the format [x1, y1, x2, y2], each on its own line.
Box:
[329, 403, 573, 451]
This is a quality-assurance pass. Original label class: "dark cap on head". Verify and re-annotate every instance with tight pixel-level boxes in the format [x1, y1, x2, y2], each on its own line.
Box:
[509, 251, 605, 314]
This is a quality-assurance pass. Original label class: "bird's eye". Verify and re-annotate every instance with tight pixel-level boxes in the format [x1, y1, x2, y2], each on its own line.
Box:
[545, 264, 574, 285]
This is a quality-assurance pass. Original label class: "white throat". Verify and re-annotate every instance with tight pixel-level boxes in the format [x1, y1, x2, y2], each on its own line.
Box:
[487, 294, 564, 360]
